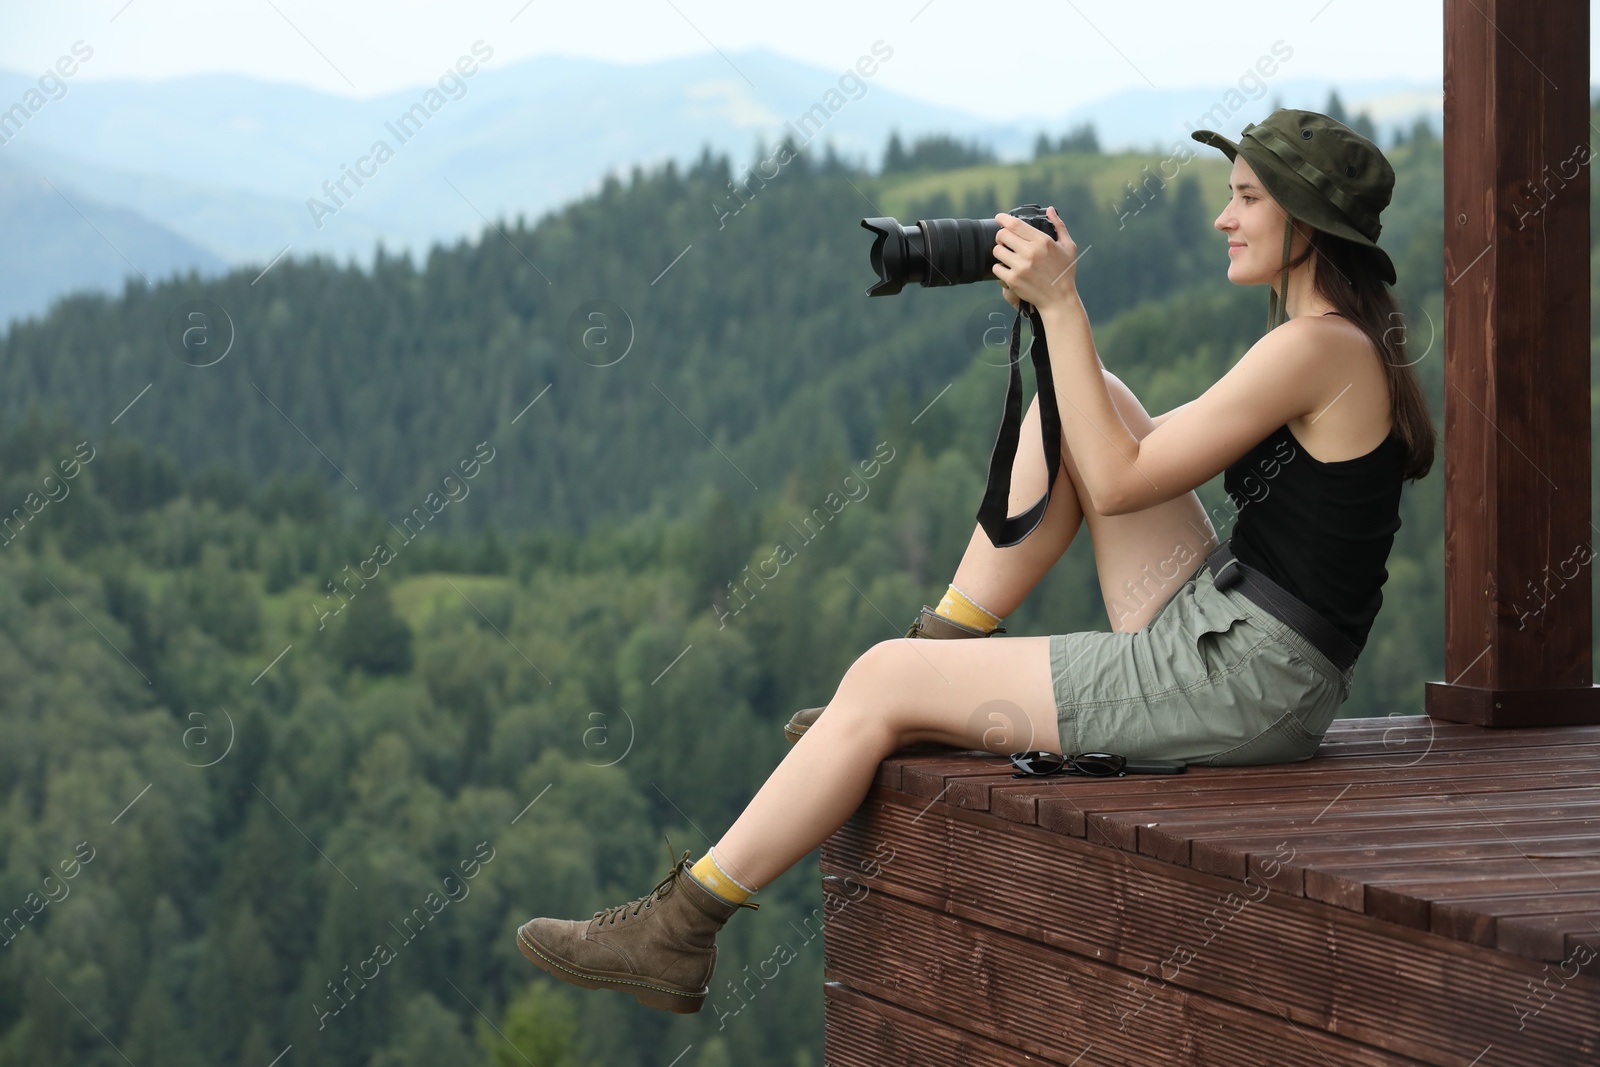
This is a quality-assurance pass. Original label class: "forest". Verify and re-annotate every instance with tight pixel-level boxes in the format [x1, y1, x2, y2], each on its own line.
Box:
[0, 94, 1594, 1065]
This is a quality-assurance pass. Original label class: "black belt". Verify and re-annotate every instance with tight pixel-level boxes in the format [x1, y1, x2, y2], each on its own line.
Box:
[1204, 539, 1358, 676]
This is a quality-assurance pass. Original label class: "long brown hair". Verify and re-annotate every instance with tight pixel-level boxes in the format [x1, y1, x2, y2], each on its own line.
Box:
[1281, 225, 1436, 483]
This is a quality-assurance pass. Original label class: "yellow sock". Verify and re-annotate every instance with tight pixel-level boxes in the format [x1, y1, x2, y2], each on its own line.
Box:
[689, 848, 754, 905]
[935, 584, 1002, 633]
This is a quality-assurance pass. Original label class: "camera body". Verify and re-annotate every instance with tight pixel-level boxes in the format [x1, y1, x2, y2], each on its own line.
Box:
[860, 203, 1055, 296]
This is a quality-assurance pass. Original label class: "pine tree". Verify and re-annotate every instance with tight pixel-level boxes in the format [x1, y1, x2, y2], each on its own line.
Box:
[883, 130, 907, 172]
[1059, 121, 1100, 153]
[368, 993, 479, 1067]
[479, 982, 597, 1067]
[1350, 110, 1379, 144]
[1324, 88, 1349, 124]
[123, 974, 202, 1067]
[331, 583, 413, 674]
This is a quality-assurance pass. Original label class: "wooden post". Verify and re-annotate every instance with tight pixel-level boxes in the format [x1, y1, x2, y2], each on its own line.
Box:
[1425, 0, 1598, 726]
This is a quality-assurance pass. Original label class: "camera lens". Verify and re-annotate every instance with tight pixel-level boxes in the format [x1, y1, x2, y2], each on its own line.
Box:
[862, 206, 1048, 296]
[861, 217, 925, 296]
[922, 217, 1000, 288]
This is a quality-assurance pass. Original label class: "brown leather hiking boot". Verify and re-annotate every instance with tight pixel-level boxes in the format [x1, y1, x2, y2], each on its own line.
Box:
[782, 606, 1005, 744]
[515, 838, 759, 1014]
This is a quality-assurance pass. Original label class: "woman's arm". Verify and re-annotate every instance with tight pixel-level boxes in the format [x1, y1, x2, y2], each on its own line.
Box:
[1149, 401, 1192, 431]
[993, 207, 1325, 518]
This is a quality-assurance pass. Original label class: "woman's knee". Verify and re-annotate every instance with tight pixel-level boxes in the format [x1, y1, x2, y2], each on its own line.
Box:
[1103, 371, 1157, 439]
[1029, 369, 1146, 442]
[839, 639, 911, 697]
[834, 640, 919, 726]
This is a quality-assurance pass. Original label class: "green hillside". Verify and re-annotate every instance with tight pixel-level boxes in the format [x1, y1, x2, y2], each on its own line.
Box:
[0, 122, 1444, 539]
[1, 106, 1597, 1066]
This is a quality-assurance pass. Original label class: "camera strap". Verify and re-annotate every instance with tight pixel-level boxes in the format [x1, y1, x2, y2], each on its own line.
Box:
[975, 302, 1063, 548]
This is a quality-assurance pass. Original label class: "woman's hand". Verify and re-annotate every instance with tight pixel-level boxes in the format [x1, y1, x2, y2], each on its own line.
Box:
[991, 205, 1080, 312]
[998, 281, 1021, 309]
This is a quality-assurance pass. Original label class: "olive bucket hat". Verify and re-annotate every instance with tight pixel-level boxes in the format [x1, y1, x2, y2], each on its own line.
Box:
[1191, 108, 1396, 331]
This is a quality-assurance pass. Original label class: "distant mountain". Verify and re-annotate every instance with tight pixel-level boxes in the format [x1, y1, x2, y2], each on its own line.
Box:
[1052, 78, 1446, 154]
[0, 159, 226, 330]
[0, 49, 1448, 332]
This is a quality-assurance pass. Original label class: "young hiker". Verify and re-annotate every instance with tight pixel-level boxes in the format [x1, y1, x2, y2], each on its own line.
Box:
[515, 108, 1435, 1016]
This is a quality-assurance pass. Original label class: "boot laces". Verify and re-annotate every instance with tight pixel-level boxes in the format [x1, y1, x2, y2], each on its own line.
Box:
[592, 849, 690, 926]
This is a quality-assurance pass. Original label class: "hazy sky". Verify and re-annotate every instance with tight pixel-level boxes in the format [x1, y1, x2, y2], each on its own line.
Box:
[0, 0, 1505, 120]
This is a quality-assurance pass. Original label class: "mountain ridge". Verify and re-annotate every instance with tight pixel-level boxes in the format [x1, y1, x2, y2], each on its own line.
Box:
[0, 51, 1445, 329]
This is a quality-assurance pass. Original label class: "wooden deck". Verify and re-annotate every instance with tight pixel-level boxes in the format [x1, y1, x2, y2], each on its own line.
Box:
[819, 715, 1600, 1066]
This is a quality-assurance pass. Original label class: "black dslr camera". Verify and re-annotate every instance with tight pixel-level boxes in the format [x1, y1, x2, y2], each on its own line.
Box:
[859, 203, 1055, 296]
[859, 202, 1066, 549]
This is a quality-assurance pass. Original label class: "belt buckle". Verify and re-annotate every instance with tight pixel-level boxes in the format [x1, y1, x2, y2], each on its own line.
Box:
[1212, 557, 1243, 591]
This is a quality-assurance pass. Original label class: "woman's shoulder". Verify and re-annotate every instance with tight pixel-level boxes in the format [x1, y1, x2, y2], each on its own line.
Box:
[1281, 311, 1394, 464]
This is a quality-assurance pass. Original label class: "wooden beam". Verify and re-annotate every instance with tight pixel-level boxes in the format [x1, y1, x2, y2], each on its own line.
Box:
[1427, 0, 1598, 725]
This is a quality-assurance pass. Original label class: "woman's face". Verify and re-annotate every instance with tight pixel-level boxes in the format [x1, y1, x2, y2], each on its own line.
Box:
[1213, 156, 1311, 287]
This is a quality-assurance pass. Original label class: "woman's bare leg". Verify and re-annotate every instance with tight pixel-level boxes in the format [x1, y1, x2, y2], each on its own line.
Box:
[710, 635, 1057, 891]
[950, 387, 1083, 620]
[707, 377, 1220, 890]
[953, 371, 1217, 631]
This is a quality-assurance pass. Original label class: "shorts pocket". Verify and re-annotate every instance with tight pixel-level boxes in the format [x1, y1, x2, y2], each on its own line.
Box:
[1278, 643, 1342, 741]
[1185, 586, 1255, 679]
[1246, 634, 1342, 751]
[1203, 711, 1323, 767]
[1273, 641, 1323, 698]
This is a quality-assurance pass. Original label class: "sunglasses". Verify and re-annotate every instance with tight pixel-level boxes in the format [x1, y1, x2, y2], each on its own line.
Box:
[1008, 750, 1128, 778]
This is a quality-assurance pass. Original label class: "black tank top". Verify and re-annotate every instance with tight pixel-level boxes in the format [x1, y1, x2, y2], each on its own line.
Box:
[1221, 404, 1405, 655]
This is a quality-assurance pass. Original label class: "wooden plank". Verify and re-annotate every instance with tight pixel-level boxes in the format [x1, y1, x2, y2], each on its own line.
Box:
[820, 880, 1440, 1066]
[1235, 831, 1600, 895]
[1280, 716, 1600, 746]
[1010, 774, 1600, 851]
[823, 788, 1600, 1060]
[989, 780, 1600, 840]
[872, 759, 901, 791]
[1495, 911, 1600, 962]
[1063, 794, 1600, 866]
[1037, 795, 1090, 839]
[1365, 871, 1600, 930]
[1109, 805, 1600, 867]
[821, 983, 1087, 1067]
[989, 783, 1044, 826]
[1313, 719, 1600, 743]
[1117, 795, 1600, 855]
[1305, 855, 1600, 912]
[893, 755, 1008, 802]
[1431, 893, 1600, 948]
[1130, 798, 1600, 866]
[900, 751, 1600, 820]
[1310, 734, 1600, 756]
[1119, 783, 1600, 829]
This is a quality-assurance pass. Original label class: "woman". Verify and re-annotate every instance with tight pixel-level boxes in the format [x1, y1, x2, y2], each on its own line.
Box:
[515, 108, 1436, 1015]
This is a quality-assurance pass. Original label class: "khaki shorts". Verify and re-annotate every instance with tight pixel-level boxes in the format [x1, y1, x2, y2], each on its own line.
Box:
[1049, 557, 1353, 766]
